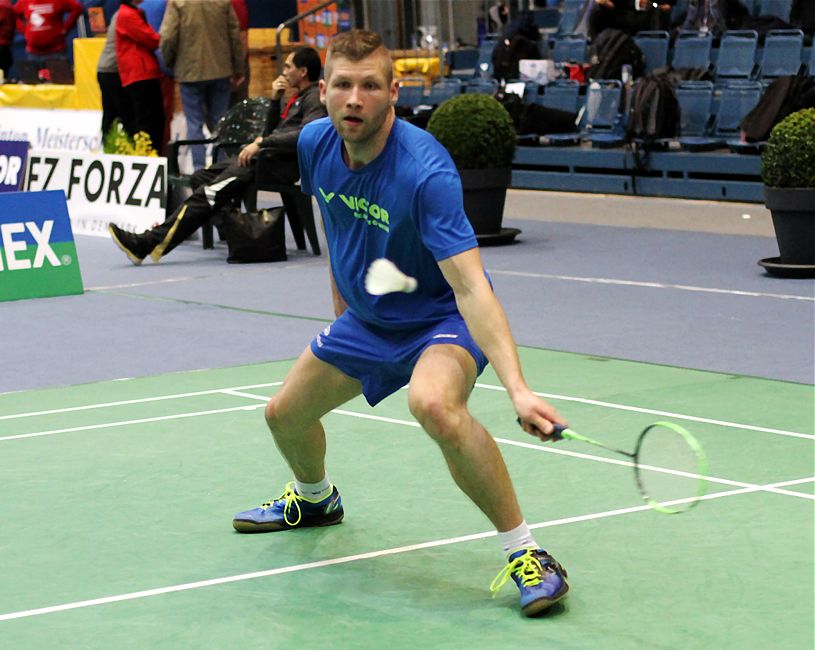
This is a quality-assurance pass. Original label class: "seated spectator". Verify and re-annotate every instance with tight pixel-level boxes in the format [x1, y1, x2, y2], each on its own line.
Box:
[14, 0, 83, 61]
[589, 0, 676, 39]
[107, 47, 325, 265]
[0, 0, 14, 78]
[116, 0, 165, 156]
[679, 0, 752, 36]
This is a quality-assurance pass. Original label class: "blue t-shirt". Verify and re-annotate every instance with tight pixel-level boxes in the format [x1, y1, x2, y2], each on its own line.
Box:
[298, 117, 478, 331]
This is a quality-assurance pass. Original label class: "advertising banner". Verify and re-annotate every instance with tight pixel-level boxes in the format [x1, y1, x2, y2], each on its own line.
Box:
[0, 141, 29, 193]
[0, 108, 102, 152]
[0, 191, 84, 302]
[25, 150, 167, 236]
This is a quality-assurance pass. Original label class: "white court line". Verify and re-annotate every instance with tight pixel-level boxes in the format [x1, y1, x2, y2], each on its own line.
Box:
[0, 404, 265, 442]
[3, 381, 811, 441]
[0, 383, 283, 421]
[234, 394, 815, 502]
[0, 477, 806, 624]
[490, 269, 815, 302]
[475, 383, 815, 441]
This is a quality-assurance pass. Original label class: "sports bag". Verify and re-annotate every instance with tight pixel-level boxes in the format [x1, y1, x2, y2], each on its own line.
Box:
[587, 28, 645, 81]
[221, 207, 287, 264]
[626, 74, 679, 141]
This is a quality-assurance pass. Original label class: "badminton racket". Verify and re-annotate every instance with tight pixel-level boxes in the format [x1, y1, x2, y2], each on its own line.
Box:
[519, 419, 708, 514]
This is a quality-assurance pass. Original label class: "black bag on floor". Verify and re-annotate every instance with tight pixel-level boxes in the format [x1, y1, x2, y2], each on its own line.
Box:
[221, 207, 287, 263]
[626, 74, 679, 142]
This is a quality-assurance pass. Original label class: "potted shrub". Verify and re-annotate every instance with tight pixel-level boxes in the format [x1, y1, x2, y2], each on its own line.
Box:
[426, 93, 520, 245]
[759, 108, 815, 278]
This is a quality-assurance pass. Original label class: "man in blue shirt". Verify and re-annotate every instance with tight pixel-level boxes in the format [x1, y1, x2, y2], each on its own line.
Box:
[232, 29, 570, 617]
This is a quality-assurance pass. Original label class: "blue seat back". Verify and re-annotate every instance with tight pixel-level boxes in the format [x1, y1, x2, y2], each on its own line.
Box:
[760, 30, 804, 79]
[634, 31, 670, 75]
[676, 80, 714, 136]
[464, 78, 499, 95]
[552, 33, 588, 64]
[713, 81, 763, 137]
[427, 78, 462, 105]
[476, 37, 498, 78]
[538, 79, 581, 113]
[557, 4, 582, 34]
[759, 0, 792, 22]
[396, 77, 426, 108]
[583, 79, 623, 132]
[715, 30, 758, 79]
[672, 31, 712, 70]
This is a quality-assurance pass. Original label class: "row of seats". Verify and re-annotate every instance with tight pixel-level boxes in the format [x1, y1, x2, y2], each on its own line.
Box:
[529, 77, 765, 154]
[552, 0, 797, 34]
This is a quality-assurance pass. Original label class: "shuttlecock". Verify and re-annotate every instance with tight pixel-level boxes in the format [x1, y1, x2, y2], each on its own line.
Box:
[364, 258, 418, 295]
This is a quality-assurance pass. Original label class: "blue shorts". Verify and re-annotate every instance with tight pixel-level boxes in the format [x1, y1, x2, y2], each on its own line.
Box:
[310, 310, 488, 406]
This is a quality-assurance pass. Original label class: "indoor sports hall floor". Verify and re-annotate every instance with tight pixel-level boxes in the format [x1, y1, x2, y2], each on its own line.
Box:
[2, 191, 813, 649]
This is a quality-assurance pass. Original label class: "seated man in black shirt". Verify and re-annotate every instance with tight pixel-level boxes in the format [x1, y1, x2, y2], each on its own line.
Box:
[108, 46, 325, 264]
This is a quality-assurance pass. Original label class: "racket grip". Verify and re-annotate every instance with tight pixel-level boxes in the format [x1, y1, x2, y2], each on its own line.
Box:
[516, 417, 567, 440]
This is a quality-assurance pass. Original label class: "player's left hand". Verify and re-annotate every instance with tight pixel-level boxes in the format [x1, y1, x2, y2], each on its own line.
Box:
[513, 390, 566, 442]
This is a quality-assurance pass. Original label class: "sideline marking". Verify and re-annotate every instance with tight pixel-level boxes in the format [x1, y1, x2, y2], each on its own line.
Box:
[490, 270, 815, 302]
[0, 478, 806, 623]
[0, 383, 283, 421]
[475, 383, 815, 440]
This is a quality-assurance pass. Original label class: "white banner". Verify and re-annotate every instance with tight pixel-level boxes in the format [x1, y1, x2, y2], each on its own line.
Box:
[25, 150, 167, 237]
[0, 108, 103, 153]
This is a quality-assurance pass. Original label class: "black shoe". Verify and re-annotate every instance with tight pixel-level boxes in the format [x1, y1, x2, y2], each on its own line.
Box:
[108, 223, 152, 265]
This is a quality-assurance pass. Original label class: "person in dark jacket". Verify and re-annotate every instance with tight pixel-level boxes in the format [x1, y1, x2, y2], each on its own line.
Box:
[108, 46, 325, 264]
[116, 0, 166, 155]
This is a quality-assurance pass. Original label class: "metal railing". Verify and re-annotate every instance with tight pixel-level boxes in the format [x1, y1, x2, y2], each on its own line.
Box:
[275, 0, 339, 74]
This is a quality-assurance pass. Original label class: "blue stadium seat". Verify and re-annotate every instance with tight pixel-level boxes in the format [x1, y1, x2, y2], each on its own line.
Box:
[634, 31, 670, 75]
[548, 79, 625, 148]
[464, 78, 499, 95]
[681, 81, 763, 151]
[808, 46, 815, 76]
[396, 77, 426, 110]
[556, 2, 583, 35]
[427, 78, 463, 105]
[671, 31, 713, 71]
[446, 48, 479, 79]
[715, 31, 759, 81]
[537, 79, 581, 113]
[676, 81, 717, 151]
[476, 37, 498, 78]
[552, 33, 588, 64]
[759, 0, 792, 22]
[760, 30, 805, 80]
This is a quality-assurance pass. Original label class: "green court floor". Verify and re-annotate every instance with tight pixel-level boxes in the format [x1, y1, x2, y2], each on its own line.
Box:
[1, 348, 812, 649]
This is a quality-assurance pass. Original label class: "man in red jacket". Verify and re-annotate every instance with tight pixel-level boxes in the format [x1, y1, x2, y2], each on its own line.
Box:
[14, 0, 83, 59]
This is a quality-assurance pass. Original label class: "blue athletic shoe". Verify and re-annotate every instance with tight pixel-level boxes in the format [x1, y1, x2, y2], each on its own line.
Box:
[232, 482, 344, 533]
[490, 548, 569, 616]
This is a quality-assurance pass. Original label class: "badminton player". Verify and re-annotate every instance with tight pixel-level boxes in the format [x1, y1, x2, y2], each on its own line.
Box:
[232, 29, 569, 617]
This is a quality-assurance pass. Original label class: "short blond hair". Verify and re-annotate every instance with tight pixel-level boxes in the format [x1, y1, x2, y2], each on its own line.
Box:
[325, 29, 393, 84]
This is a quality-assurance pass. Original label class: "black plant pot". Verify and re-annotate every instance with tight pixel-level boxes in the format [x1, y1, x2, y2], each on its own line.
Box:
[459, 168, 520, 246]
[760, 187, 815, 277]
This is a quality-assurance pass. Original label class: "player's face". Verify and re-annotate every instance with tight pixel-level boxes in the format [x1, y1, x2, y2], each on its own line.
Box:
[321, 51, 397, 146]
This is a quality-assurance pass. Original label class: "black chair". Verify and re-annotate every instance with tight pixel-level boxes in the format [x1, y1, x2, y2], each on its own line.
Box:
[166, 97, 270, 247]
[253, 148, 321, 256]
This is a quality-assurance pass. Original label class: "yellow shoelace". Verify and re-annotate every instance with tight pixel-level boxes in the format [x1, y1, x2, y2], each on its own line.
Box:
[261, 481, 303, 526]
[489, 549, 544, 597]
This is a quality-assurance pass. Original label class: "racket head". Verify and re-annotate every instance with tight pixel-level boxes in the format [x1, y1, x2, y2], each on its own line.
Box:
[633, 421, 708, 514]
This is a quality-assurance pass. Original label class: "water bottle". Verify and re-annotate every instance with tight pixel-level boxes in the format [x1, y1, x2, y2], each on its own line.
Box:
[621, 64, 633, 87]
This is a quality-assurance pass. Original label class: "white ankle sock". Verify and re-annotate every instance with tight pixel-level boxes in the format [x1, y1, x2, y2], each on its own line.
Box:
[498, 520, 538, 559]
[295, 474, 332, 503]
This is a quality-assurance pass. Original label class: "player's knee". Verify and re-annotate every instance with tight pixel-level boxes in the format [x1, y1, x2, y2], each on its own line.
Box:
[264, 396, 290, 434]
[409, 393, 467, 447]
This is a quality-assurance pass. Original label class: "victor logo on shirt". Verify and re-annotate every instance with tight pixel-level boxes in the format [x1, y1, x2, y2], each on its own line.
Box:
[319, 187, 390, 233]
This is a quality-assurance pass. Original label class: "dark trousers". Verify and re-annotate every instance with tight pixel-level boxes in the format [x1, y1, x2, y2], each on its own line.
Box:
[98, 71, 134, 137]
[0, 45, 12, 75]
[143, 154, 298, 257]
[123, 77, 165, 156]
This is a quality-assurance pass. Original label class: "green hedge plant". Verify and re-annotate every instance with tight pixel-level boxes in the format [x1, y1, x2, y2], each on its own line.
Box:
[426, 93, 516, 169]
[761, 108, 815, 188]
